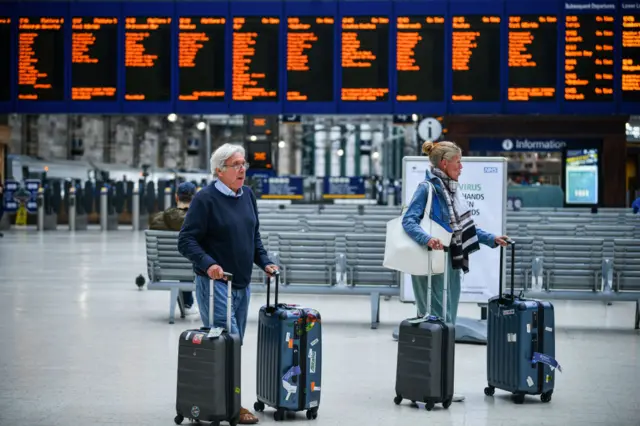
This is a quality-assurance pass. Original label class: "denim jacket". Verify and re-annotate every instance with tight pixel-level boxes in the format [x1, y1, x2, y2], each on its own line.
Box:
[402, 168, 497, 248]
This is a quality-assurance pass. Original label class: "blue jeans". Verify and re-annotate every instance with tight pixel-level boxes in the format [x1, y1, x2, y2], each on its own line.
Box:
[195, 275, 251, 344]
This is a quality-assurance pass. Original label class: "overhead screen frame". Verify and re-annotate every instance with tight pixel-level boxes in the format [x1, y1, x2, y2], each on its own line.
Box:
[0, 2, 16, 113]
[2, 0, 635, 115]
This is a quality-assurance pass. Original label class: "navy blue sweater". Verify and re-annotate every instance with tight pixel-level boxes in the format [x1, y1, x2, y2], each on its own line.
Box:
[177, 183, 272, 289]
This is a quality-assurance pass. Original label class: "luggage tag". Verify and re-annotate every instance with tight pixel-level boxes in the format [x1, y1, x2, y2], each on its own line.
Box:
[207, 327, 224, 339]
[531, 352, 563, 373]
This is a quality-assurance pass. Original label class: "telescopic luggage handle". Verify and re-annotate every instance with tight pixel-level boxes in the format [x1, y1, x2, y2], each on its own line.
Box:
[207, 272, 233, 338]
[266, 269, 281, 312]
[498, 239, 516, 302]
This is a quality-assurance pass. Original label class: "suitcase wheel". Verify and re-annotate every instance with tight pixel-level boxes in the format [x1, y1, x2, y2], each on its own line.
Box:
[512, 393, 525, 404]
[305, 409, 318, 420]
[393, 395, 402, 405]
[174, 414, 183, 425]
[541, 391, 553, 403]
[442, 399, 452, 410]
[254, 401, 265, 412]
[484, 386, 495, 397]
[274, 408, 286, 421]
[425, 401, 435, 411]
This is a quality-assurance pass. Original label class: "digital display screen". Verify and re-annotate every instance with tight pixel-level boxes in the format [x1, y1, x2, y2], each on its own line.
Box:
[622, 13, 640, 102]
[564, 14, 614, 101]
[396, 16, 445, 102]
[0, 17, 10, 101]
[178, 17, 226, 102]
[124, 16, 172, 102]
[287, 16, 334, 102]
[232, 16, 280, 102]
[18, 17, 65, 101]
[565, 148, 599, 205]
[247, 141, 273, 170]
[452, 15, 501, 102]
[508, 15, 557, 102]
[71, 17, 118, 101]
[341, 16, 390, 102]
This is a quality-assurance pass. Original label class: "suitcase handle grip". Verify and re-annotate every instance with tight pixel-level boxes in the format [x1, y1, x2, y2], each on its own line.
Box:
[266, 270, 281, 311]
[498, 239, 516, 303]
[209, 272, 234, 333]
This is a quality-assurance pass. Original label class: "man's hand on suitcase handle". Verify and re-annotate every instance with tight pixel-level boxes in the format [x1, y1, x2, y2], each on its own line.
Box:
[265, 264, 280, 277]
[495, 235, 513, 247]
[207, 264, 232, 281]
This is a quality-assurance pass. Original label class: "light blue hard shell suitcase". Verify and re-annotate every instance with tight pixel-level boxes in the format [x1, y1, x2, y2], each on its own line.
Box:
[484, 241, 561, 404]
[254, 272, 322, 421]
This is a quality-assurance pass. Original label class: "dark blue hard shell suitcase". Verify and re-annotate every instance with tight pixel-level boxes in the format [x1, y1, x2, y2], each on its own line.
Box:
[484, 241, 562, 404]
[254, 272, 322, 421]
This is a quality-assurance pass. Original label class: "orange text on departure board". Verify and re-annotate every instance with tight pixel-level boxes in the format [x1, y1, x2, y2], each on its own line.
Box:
[451, 16, 500, 101]
[0, 18, 10, 24]
[622, 15, 640, 96]
[178, 17, 225, 100]
[124, 17, 171, 100]
[396, 16, 443, 101]
[232, 17, 280, 101]
[71, 17, 118, 100]
[286, 16, 333, 101]
[507, 15, 556, 101]
[341, 16, 389, 101]
[18, 17, 64, 100]
[564, 15, 614, 100]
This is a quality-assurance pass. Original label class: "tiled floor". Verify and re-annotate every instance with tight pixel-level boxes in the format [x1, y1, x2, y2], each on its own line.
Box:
[0, 229, 639, 426]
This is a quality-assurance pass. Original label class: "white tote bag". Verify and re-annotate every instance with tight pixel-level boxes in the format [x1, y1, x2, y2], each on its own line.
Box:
[383, 181, 452, 275]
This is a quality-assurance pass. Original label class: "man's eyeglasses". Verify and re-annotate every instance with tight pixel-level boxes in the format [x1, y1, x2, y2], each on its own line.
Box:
[224, 162, 250, 171]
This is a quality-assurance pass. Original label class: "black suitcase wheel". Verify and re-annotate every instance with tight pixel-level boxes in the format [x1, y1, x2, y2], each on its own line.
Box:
[425, 401, 435, 411]
[541, 391, 553, 403]
[512, 393, 525, 404]
[254, 401, 265, 412]
[484, 386, 495, 396]
[442, 399, 452, 409]
[174, 414, 184, 425]
[393, 395, 402, 405]
[274, 408, 286, 421]
[305, 408, 318, 420]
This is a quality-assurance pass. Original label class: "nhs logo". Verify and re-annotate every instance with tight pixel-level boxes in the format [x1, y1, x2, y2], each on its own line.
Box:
[484, 167, 498, 173]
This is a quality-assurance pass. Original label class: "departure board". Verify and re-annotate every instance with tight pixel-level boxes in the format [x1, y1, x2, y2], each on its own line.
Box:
[451, 15, 501, 102]
[232, 16, 280, 102]
[508, 15, 557, 101]
[396, 16, 445, 102]
[0, 17, 10, 101]
[124, 16, 172, 102]
[18, 17, 65, 101]
[287, 16, 334, 102]
[71, 17, 118, 101]
[564, 14, 614, 101]
[341, 16, 390, 102]
[178, 17, 226, 101]
[622, 13, 640, 102]
[247, 141, 273, 170]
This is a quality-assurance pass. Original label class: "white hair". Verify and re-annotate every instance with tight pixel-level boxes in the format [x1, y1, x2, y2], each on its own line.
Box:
[210, 143, 246, 175]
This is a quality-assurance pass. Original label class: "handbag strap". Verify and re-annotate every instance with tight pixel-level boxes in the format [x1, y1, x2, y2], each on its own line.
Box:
[423, 181, 434, 220]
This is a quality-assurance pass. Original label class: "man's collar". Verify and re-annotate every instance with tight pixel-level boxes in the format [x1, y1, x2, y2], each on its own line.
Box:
[214, 179, 243, 198]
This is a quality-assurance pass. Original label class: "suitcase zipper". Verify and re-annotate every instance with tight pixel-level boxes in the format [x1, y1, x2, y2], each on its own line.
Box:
[536, 302, 545, 394]
[297, 310, 308, 411]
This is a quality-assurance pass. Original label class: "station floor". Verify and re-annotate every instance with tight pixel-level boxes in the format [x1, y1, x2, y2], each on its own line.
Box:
[0, 229, 639, 426]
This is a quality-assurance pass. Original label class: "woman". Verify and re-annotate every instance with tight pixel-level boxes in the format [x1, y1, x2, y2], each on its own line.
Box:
[403, 141, 509, 325]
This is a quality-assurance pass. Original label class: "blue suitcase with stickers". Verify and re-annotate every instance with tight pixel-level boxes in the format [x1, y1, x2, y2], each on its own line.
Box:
[484, 240, 562, 404]
[253, 271, 322, 421]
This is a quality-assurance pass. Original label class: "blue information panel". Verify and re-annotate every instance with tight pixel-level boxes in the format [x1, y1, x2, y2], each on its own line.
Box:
[2, 180, 19, 213]
[1, 0, 636, 115]
[3, 179, 41, 213]
[322, 176, 365, 199]
[259, 176, 304, 200]
[564, 148, 599, 205]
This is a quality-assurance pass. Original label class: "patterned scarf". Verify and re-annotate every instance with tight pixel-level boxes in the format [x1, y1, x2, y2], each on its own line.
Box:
[431, 167, 480, 273]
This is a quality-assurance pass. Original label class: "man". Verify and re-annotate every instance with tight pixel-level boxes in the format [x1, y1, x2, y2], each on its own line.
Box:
[633, 195, 640, 214]
[178, 143, 278, 425]
[149, 181, 198, 315]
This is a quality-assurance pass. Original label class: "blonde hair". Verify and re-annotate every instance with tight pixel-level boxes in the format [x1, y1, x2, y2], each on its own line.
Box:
[422, 141, 462, 168]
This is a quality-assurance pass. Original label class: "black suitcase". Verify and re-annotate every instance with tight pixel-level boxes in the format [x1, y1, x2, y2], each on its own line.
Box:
[174, 272, 242, 425]
[394, 249, 455, 411]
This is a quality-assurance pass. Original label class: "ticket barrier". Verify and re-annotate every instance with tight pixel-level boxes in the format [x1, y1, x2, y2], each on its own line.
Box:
[67, 186, 88, 231]
[37, 187, 58, 231]
[130, 181, 149, 231]
[99, 185, 119, 231]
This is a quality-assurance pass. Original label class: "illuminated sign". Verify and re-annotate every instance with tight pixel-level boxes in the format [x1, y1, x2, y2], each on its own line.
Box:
[178, 17, 226, 101]
[341, 16, 390, 102]
[287, 16, 334, 102]
[124, 16, 172, 101]
[232, 16, 280, 102]
[622, 13, 640, 102]
[396, 16, 445, 102]
[18, 16, 65, 101]
[451, 15, 501, 102]
[71, 17, 118, 101]
[564, 14, 614, 101]
[508, 15, 557, 101]
[0, 17, 10, 102]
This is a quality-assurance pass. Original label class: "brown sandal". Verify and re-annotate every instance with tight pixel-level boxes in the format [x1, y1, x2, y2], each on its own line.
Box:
[239, 407, 259, 424]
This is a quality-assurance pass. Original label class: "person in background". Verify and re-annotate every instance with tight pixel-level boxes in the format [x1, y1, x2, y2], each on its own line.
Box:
[402, 140, 510, 403]
[632, 195, 640, 214]
[178, 143, 278, 425]
[149, 181, 198, 315]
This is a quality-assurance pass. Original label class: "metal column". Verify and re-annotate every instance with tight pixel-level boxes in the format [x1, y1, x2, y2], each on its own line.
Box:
[100, 187, 108, 231]
[37, 188, 44, 232]
[68, 187, 76, 232]
[132, 186, 140, 232]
